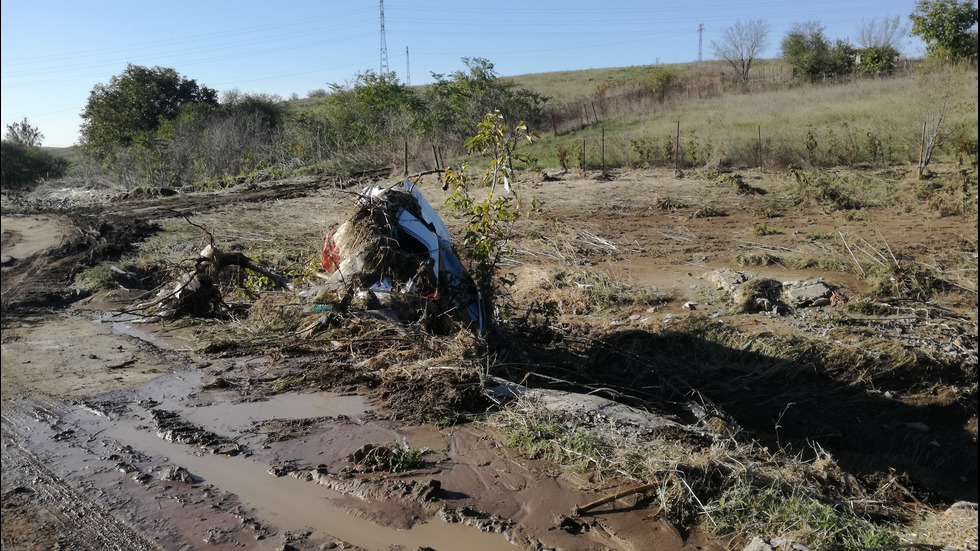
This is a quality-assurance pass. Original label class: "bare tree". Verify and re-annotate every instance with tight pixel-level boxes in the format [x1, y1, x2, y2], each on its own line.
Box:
[711, 19, 771, 84]
[857, 16, 906, 50]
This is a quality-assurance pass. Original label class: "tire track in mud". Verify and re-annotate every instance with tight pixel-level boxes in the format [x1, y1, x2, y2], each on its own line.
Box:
[1, 419, 161, 551]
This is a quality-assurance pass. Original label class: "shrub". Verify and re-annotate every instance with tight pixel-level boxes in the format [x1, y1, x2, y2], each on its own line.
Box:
[0, 141, 70, 191]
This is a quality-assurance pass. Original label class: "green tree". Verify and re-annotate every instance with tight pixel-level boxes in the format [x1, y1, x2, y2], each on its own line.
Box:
[427, 58, 548, 141]
[781, 22, 858, 79]
[5, 118, 44, 147]
[1, 141, 69, 190]
[80, 64, 217, 160]
[443, 111, 535, 312]
[858, 46, 901, 75]
[910, 0, 979, 63]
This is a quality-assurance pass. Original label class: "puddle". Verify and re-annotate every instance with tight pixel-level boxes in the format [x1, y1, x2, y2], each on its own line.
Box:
[179, 392, 370, 434]
[93, 408, 517, 550]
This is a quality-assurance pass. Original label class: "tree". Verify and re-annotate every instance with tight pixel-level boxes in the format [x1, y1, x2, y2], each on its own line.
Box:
[781, 22, 857, 80]
[427, 58, 548, 140]
[81, 64, 217, 160]
[910, 0, 979, 63]
[857, 16, 906, 50]
[1, 141, 69, 190]
[711, 19, 772, 84]
[5, 118, 44, 147]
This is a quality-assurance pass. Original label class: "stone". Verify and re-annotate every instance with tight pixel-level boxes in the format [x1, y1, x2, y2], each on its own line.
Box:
[782, 278, 834, 307]
[705, 268, 754, 294]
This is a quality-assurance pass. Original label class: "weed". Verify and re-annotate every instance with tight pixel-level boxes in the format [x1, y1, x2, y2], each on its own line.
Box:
[555, 145, 571, 170]
[363, 441, 429, 473]
[866, 261, 946, 301]
[754, 223, 778, 236]
[719, 173, 764, 195]
[272, 374, 305, 393]
[761, 207, 782, 218]
[710, 480, 900, 550]
[735, 252, 782, 267]
[652, 195, 686, 212]
[844, 210, 867, 222]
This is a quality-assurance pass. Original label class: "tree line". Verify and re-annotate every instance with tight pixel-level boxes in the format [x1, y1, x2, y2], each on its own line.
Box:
[1, 0, 975, 192]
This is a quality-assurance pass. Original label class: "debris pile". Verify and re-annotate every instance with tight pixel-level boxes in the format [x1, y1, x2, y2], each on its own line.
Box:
[317, 180, 483, 333]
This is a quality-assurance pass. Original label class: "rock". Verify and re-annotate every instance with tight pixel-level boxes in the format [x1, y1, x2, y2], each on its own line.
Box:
[163, 465, 199, 483]
[705, 268, 753, 294]
[782, 278, 834, 307]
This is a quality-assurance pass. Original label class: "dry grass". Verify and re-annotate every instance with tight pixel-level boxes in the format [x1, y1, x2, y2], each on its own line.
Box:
[520, 64, 977, 170]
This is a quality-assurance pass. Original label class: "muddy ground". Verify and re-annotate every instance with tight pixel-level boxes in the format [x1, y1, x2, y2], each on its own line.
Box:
[1, 166, 977, 551]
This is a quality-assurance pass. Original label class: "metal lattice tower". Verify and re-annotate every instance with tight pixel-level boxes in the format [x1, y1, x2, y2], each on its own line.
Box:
[379, 0, 390, 75]
[698, 24, 704, 63]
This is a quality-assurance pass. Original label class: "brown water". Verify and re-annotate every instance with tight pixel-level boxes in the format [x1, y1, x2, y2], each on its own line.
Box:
[103, 419, 515, 551]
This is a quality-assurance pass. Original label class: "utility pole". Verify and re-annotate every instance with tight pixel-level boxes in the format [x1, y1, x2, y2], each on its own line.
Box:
[406, 46, 411, 86]
[698, 24, 704, 63]
[379, 0, 390, 75]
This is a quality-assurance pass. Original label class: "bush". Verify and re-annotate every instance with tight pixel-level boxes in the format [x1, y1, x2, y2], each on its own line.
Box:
[1, 141, 70, 191]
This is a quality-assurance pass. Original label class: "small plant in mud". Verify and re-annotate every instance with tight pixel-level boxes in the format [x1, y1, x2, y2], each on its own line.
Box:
[444, 111, 537, 315]
[357, 441, 429, 473]
[753, 223, 778, 236]
[500, 415, 610, 472]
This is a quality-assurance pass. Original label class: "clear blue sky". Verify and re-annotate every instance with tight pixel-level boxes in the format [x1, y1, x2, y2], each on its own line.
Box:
[2, 0, 925, 147]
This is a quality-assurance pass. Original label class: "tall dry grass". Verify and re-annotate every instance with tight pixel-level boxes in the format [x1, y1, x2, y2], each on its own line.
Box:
[520, 64, 977, 170]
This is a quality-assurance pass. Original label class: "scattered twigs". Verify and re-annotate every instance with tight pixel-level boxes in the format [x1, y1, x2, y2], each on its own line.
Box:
[740, 241, 801, 253]
[839, 232, 867, 277]
[578, 230, 619, 251]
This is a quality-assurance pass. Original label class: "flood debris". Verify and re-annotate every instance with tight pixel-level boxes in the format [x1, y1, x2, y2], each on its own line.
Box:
[144, 242, 291, 318]
[317, 180, 483, 333]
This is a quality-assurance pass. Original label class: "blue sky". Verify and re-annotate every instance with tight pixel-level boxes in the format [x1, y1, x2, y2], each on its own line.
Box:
[2, 0, 925, 147]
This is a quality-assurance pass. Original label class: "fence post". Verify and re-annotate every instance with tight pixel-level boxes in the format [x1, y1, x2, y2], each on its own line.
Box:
[674, 121, 680, 173]
[918, 121, 926, 177]
[758, 125, 763, 170]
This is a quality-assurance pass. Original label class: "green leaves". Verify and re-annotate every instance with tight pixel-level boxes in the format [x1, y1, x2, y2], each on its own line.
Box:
[910, 0, 979, 63]
[81, 64, 217, 161]
[444, 111, 535, 311]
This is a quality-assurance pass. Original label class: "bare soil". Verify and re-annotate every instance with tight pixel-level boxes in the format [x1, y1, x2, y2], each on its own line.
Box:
[2, 166, 977, 551]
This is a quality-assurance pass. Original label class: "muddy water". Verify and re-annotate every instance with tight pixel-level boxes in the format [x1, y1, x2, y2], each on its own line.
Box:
[102, 419, 515, 551]
[179, 392, 370, 437]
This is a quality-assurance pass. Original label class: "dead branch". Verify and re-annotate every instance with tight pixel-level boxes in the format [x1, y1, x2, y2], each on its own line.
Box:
[572, 483, 657, 516]
[839, 232, 867, 277]
[203, 245, 292, 291]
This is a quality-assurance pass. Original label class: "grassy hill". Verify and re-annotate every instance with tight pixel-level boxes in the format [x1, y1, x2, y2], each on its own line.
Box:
[498, 59, 977, 170]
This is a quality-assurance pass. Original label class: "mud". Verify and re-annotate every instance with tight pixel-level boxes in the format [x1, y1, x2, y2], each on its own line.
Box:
[3, 167, 977, 550]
